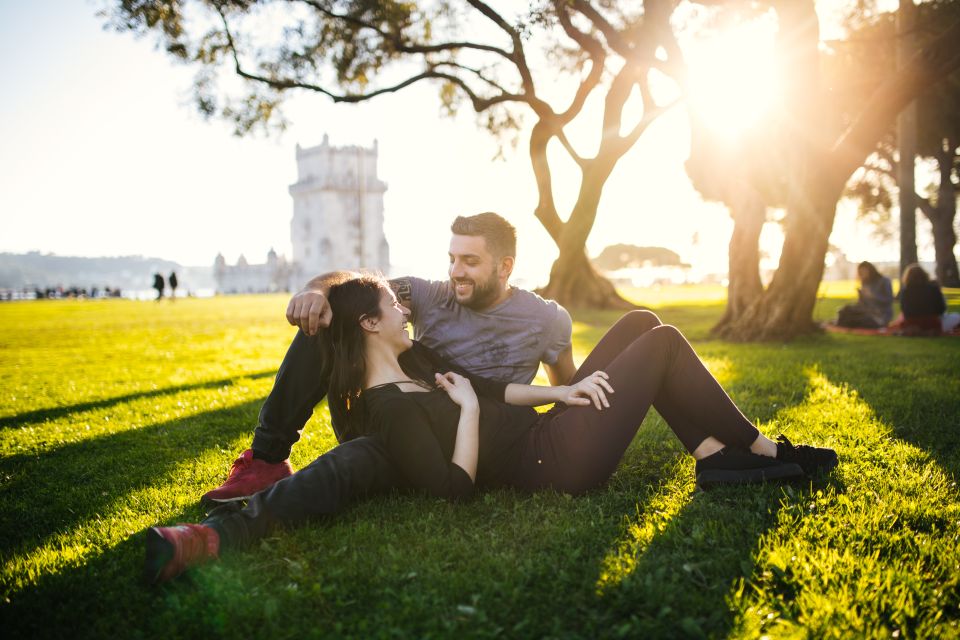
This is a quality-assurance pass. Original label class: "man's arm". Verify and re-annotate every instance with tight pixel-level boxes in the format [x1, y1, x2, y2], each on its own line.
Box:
[286, 270, 360, 336]
[543, 345, 576, 386]
[287, 273, 416, 336]
[388, 277, 414, 309]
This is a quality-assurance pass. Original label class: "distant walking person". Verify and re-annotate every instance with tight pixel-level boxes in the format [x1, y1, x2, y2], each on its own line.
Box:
[153, 273, 165, 301]
[168, 271, 179, 300]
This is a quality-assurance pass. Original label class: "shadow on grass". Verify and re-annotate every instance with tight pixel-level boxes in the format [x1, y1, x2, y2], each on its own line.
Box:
[2, 503, 209, 640]
[0, 370, 276, 430]
[0, 398, 265, 561]
[595, 484, 796, 637]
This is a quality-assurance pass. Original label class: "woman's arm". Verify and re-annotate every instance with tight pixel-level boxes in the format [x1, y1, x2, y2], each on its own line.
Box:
[504, 372, 614, 410]
[434, 372, 480, 482]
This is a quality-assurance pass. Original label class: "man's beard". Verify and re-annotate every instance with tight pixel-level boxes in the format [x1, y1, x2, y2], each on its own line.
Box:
[452, 271, 500, 310]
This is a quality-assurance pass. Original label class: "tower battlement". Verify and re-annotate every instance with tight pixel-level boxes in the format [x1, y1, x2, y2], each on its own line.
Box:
[288, 135, 390, 283]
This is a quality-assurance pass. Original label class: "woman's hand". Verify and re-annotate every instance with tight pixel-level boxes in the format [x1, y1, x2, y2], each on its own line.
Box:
[563, 371, 614, 410]
[435, 372, 479, 410]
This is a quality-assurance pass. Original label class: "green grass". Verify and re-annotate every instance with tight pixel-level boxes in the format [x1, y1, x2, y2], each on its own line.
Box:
[2, 287, 959, 639]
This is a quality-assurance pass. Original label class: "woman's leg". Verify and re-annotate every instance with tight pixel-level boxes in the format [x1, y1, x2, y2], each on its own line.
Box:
[567, 310, 664, 384]
[530, 324, 762, 494]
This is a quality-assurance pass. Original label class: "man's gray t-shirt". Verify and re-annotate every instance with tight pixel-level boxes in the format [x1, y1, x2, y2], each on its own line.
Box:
[407, 277, 572, 384]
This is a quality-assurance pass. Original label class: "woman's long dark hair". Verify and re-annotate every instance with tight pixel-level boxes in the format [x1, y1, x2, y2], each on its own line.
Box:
[320, 275, 387, 440]
[858, 261, 881, 283]
[903, 263, 931, 288]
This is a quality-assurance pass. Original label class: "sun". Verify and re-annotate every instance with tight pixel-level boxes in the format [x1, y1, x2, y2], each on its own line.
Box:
[685, 14, 780, 140]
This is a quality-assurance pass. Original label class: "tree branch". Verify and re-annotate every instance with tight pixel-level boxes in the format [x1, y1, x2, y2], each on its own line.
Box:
[554, 2, 608, 124]
[465, 0, 539, 107]
[557, 128, 587, 168]
[571, 0, 634, 58]
[620, 95, 682, 149]
[917, 193, 936, 221]
[530, 120, 564, 244]
[216, 5, 523, 111]
[291, 0, 513, 61]
[830, 16, 960, 190]
[431, 61, 512, 94]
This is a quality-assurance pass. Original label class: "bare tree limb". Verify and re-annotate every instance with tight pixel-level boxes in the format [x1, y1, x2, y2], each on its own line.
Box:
[571, 0, 634, 58]
[431, 61, 513, 94]
[621, 95, 683, 149]
[830, 16, 960, 191]
[554, 2, 608, 123]
[557, 128, 587, 168]
[530, 120, 564, 244]
[465, 0, 539, 105]
[216, 5, 524, 110]
[291, 0, 513, 60]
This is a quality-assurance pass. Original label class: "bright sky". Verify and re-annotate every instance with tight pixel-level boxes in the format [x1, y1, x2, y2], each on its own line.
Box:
[0, 0, 912, 288]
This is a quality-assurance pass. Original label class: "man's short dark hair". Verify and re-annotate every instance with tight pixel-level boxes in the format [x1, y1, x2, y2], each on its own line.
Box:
[450, 212, 517, 259]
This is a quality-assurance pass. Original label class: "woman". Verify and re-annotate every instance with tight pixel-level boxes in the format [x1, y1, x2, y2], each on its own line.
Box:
[144, 276, 837, 584]
[836, 261, 894, 329]
[896, 263, 947, 335]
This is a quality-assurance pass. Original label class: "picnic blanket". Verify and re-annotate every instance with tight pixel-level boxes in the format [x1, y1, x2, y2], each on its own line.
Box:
[823, 323, 960, 337]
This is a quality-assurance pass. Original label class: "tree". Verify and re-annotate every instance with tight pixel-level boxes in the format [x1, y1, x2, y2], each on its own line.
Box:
[105, 0, 688, 309]
[684, 0, 960, 340]
[838, 0, 960, 286]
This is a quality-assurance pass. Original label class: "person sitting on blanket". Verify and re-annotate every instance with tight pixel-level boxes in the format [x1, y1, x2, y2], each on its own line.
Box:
[894, 264, 947, 335]
[835, 261, 894, 329]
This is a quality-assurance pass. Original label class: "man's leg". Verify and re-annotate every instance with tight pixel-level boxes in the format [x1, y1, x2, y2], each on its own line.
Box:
[203, 329, 330, 503]
[204, 436, 400, 549]
[252, 329, 331, 462]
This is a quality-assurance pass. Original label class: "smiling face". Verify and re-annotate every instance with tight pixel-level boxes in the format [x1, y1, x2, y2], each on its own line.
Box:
[372, 286, 412, 353]
[448, 234, 512, 310]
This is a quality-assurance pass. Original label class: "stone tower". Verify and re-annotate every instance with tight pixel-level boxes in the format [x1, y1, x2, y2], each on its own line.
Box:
[288, 135, 390, 286]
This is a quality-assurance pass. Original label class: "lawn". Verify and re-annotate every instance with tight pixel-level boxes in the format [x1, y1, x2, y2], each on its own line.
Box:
[2, 285, 960, 639]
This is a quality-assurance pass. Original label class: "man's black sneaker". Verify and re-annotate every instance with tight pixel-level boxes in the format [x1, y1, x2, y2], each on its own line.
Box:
[776, 436, 838, 476]
[695, 447, 804, 491]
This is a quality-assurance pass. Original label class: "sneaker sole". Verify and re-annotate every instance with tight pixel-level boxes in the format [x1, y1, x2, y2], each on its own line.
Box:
[696, 462, 804, 491]
[200, 493, 252, 506]
[143, 527, 174, 586]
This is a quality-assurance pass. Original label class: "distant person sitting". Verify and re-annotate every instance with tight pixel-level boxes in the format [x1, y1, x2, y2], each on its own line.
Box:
[153, 273, 165, 301]
[835, 261, 894, 329]
[168, 271, 179, 300]
[896, 264, 947, 335]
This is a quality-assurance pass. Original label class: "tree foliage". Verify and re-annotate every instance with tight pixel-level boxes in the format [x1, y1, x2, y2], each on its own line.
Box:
[104, 0, 686, 308]
[833, 0, 960, 284]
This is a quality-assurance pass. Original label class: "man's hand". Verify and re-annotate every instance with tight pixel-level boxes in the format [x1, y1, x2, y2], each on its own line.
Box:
[286, 288, 332, 336]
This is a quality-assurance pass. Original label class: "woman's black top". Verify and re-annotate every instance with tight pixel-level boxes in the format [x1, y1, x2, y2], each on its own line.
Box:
[900, 281, 946, 318]
[362, 341, 539, 502]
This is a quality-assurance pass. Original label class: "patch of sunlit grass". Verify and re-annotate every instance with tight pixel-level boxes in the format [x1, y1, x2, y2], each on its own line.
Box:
[1, 291, 958, 637]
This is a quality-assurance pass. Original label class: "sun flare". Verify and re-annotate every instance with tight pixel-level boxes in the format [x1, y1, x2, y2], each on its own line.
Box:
[686, 16, 780, 139]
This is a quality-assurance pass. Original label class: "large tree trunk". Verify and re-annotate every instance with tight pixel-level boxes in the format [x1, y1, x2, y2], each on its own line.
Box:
[540, 159, 637, 310]
[928, 141, 960, 286]
[538, 250, 636, 309]
[930, 213, 959, 286]
[898, 0, 919, 274]
[714, 184, 838, 341]
[713, 190, 765, 334]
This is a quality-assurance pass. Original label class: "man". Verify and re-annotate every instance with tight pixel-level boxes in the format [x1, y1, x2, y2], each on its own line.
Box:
[201, 212, 577, 509]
